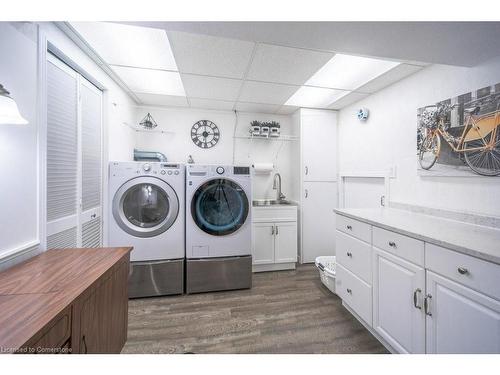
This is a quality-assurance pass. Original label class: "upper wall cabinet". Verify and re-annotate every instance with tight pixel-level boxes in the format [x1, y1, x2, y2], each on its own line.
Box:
[300, 109, 337, 182]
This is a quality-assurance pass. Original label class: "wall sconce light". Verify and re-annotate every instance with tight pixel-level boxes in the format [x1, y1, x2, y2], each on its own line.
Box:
[0, 84, 28, 125]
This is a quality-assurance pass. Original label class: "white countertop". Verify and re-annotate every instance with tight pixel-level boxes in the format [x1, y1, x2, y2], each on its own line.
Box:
[334, 208, 500, 265]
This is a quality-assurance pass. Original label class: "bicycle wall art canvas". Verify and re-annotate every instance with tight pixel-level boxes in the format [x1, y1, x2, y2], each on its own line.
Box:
[417, 83, 500, 177]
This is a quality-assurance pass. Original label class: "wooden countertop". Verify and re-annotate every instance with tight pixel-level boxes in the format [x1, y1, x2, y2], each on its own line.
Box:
[0, 247, 132, 352]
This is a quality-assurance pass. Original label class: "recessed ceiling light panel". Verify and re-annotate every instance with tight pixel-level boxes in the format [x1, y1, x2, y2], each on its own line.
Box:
[306, 54, 400, 91]
[285, 86, 349, 108]
[112, 66, 186, 96]
[71, 22, 178, 71]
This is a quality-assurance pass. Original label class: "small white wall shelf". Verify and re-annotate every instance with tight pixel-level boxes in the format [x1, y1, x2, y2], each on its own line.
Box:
[122, 122, 174, 134]
[234, 134, 299, 141]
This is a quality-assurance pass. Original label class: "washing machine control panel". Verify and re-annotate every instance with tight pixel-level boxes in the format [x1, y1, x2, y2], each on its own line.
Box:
[216, 166, 225, 175]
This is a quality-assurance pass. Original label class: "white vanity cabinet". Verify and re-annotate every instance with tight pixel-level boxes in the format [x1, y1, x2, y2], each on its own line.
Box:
[372, 248, 425, 354]
[252, 205, 298, 272]
[334, 211, 500, 354]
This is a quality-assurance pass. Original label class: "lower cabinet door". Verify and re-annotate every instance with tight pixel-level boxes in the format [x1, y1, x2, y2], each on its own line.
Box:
[372, 248, 425, 353]
[426, 271, 500, 353]
[274, 222, 297, 263]
[78, 261, 128, 353]
[252, 223, 275, 265]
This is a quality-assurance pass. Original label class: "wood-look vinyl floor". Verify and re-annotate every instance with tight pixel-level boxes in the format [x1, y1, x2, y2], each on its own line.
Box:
[122, 265, 388, 354]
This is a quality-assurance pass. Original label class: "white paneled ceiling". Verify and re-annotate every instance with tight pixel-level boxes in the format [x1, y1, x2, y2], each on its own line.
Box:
[238, 81, 298, 105]
[181, 74, 242, 101]
[168, 31, 254, 79]
[246, 44, 334, 85]
[69, 22, 427, 114]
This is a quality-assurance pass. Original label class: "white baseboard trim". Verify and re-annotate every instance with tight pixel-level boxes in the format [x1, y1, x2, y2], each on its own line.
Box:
[0, 240, 40, 265]
[253, 262, 296, 273]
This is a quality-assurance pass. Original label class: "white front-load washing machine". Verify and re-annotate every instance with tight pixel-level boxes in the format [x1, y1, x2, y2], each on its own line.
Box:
[186, 164, 252, 294]
[108, 161, 185, 298]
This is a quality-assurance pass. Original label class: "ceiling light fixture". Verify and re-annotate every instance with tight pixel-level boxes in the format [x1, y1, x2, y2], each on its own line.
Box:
[70, 22, 178, 71]
[111, 66, 186, 97]
[285, 86, 349, 108]
[0, 84, 28, 125]
[305, 54, 400, 91]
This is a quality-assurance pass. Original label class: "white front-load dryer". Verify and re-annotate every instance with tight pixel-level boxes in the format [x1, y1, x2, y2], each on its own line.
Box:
[185, 164, 252, 294]
[108, 161, 185, 298]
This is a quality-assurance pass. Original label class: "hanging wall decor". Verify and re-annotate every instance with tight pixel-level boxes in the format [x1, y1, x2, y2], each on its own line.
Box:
[417, 83, 500, 177]
[191, 120, 220, 149]
[139, 112, 158, 130]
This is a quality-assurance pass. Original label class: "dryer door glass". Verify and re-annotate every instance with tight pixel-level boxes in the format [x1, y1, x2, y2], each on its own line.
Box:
[192, 178, 249, 236]
[123, 184, 169, 228]
[113, 177, 180, 238]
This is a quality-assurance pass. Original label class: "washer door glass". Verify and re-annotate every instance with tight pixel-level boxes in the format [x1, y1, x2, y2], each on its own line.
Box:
[113, 177, 179, 238]
[192, 178, 249, 236]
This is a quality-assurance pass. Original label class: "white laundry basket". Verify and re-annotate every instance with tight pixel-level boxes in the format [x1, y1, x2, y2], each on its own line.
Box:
[315, 256, 336, 294]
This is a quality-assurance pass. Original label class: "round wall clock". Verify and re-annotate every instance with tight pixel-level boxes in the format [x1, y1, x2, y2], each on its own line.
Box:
[191, 120, 220, 149]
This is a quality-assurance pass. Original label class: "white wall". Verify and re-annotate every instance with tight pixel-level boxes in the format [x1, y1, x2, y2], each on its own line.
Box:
[338, 56, 500, 217]
[0, 22, 136, 267]
[0, 23, 39, 260]
[110, 106, 299, 201]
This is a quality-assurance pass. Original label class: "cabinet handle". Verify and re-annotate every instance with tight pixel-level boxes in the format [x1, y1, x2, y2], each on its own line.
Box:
[424, 294, 432, 316]
[305, 166, 309, 175]
[271, 226, 275, 235]
[346, 288, 352, 294]
[346, 225, 352, 230]
[388, 241, 396, 248]
[457, 267, 469, 275]
[305, 189, 308, 198]
[346, 251, 352, 258]
[275, 226, 279, 235]
[413, 288, 422, 310]
[82, 335, 88, 354]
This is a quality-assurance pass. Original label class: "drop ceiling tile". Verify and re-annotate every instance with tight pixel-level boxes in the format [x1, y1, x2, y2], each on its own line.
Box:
[285, 86, 348, 108]
[276, 105, 299, 115]
[235, 102, 280, 114]
[328, 92, 369, 110]
[238, 81, 298, 105]
[182, 74, 242, 101]
[189, 98, 235, 111]
[135, 93, 188, 107]
[112, 65, 185, 96]
[71, 22, 177, 70]
[356, 64, 423, 94]
[169, 31, 255, 79]
[247, 43, 333, 85]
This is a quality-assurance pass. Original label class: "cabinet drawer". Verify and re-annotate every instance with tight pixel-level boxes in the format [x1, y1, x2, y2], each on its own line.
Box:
[336, 230, 372, 284]
[252, 206, 297, 222]
[336, 215, 371, 243]
[373, 226, 424, 266]
[336, 263, 372, 326]
[426, 243, 500, 301]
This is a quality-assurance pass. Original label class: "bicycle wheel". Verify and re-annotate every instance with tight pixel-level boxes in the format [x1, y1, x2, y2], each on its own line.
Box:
[463, 127, 500, 176]
[419, 132, 441, 170]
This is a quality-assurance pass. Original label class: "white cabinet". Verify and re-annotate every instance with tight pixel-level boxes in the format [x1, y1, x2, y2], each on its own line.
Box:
[300, 109, 337, 182]
[295, 108, 338, 264]
[425, 271, 500, 354]
[274, 222, 298, 263]
[335, 212, 500, 354]
[302, 181, 337, 263]
[372, 248, 426, 354]
[252, 223, 275, 265]
[252, 206, 298, 272]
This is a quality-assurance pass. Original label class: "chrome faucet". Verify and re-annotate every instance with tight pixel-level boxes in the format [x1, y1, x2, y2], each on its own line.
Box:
[272, 173, 286, 201]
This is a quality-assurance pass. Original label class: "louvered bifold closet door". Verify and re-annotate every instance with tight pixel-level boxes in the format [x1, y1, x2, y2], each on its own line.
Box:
[80, 78, 103, 248]
[46, 55, 79, 249]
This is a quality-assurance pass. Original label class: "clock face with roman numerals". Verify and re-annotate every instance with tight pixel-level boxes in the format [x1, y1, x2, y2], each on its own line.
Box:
[191, 120, 220, 149]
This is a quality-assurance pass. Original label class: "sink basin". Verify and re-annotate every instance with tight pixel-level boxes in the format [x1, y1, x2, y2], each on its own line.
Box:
[253, 199, 294, 207]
